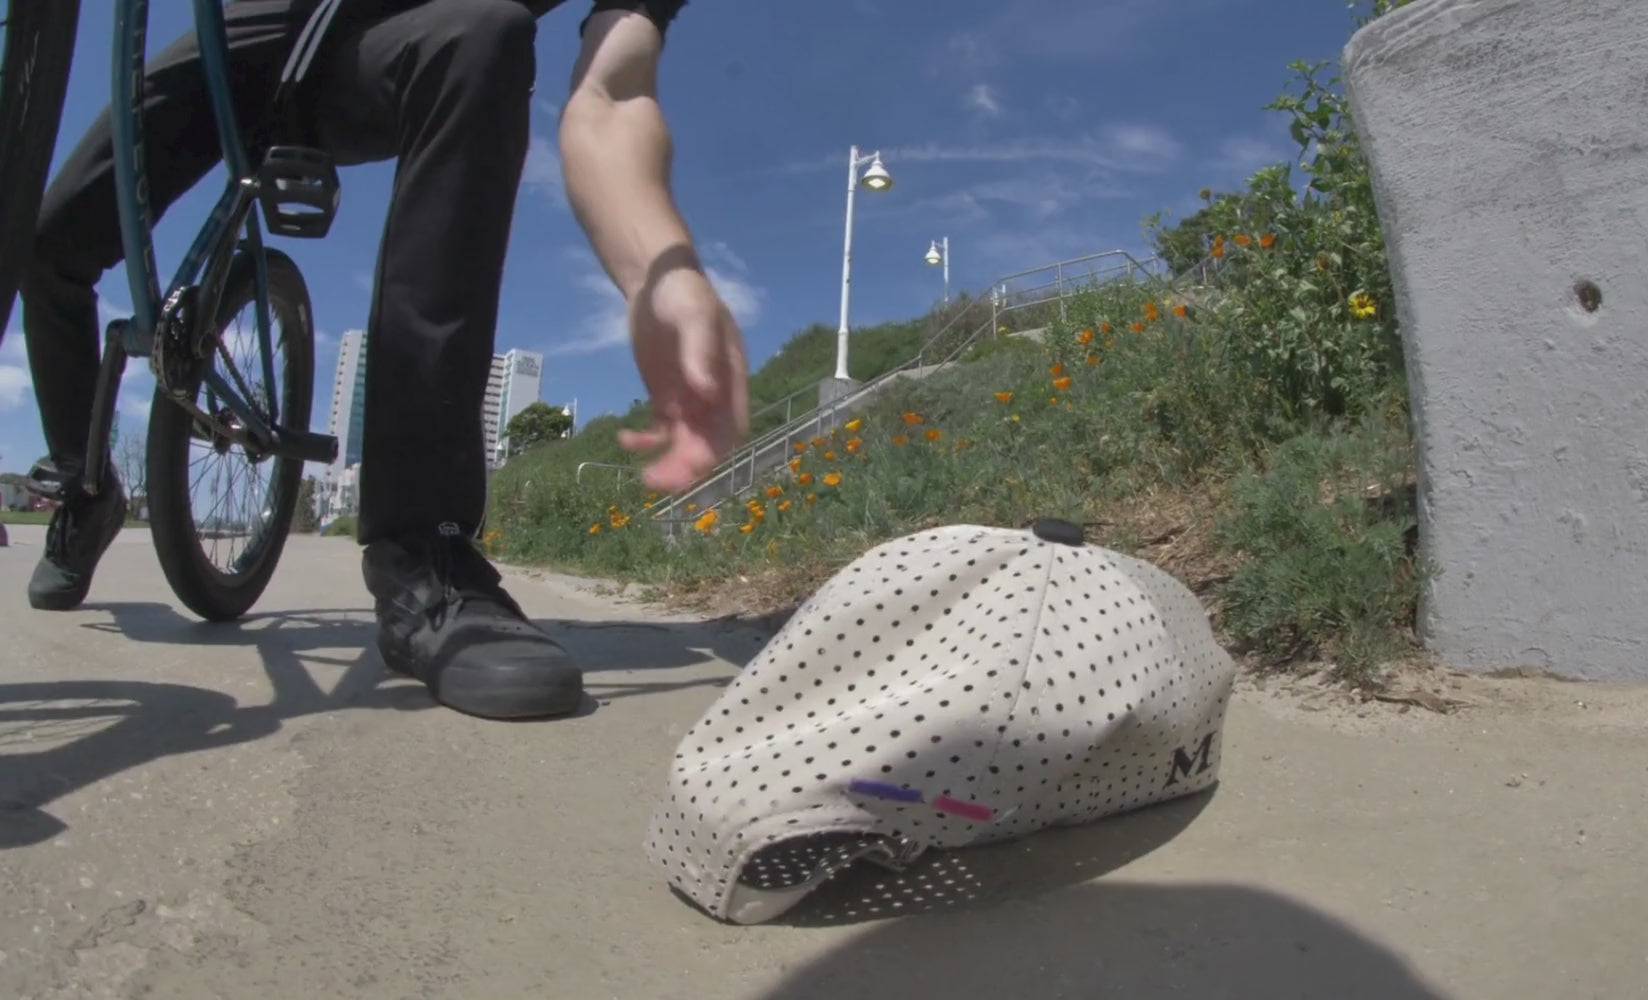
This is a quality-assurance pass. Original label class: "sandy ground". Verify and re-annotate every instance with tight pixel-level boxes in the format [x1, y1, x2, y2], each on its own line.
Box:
[1, 525, 1645, 999]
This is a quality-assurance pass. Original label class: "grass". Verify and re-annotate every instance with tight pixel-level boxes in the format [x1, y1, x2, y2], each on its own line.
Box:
[487, 0, 1428, 686]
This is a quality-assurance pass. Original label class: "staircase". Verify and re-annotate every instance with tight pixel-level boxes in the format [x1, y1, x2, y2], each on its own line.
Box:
[598, 249, 1169, 538]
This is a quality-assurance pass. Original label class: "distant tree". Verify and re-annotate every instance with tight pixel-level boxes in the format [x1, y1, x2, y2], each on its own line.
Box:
[504, 402, 573, 455]
[294, 476, 320, 533]
[114, 421, 146, 499]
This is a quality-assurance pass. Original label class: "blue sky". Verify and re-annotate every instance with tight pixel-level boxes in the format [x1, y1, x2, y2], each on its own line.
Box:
[0, 0, 1360, 480]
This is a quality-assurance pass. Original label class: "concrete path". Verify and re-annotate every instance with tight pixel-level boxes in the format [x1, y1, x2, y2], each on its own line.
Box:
[2, 526, 1645, 999]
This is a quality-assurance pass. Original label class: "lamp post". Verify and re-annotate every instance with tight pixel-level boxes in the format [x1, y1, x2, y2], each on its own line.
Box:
[834, 144, 893, 381]
[924, 236, 950, 304]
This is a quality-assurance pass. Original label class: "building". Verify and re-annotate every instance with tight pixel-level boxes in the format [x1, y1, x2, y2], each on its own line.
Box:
[485, 348, 544, 467]
[325, 330, 367, 477]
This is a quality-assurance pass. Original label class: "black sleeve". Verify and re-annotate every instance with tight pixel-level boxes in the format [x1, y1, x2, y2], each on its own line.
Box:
[580, 0, 687, 38]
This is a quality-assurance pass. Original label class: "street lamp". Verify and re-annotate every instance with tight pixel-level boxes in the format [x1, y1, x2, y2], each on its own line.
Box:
[834, 144, 893, 381]
[924, 236, 950, 304]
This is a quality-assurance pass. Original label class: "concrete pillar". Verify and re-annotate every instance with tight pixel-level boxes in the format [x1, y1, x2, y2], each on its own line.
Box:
[1344, 0, 1648, 681]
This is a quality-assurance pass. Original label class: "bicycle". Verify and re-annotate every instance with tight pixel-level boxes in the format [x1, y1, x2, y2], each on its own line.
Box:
[0, 0, 343, 621]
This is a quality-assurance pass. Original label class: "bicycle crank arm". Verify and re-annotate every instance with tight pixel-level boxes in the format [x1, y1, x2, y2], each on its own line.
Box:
[81, 320, 130, 497]
[265, 426, 338, 464]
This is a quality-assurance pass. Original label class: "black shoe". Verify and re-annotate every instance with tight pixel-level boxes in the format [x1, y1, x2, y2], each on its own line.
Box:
[362, 522, 584, 719]
[26, 458, 127, 611]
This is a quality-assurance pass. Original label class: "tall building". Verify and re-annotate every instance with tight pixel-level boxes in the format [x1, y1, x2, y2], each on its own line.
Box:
[325, 330, 367, 475]
[485, 348, 544, 466]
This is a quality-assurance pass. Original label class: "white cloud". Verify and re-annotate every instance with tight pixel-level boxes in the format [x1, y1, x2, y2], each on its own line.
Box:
[546, 245, 765, 357]
[0, 363, 29, 410]
[964, 83, 1004, 118]
[522, 134, 564, 209]
[1212, 131, 1293, 178]
[1099, 123, 1183, 162]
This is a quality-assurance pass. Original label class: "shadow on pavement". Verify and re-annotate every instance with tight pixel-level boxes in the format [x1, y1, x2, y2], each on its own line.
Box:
[0, 601, 784, 849]
[758, 878, 1448, 1000]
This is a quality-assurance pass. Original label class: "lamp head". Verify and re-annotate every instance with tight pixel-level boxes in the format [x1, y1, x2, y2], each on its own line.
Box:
[859, 154, 892, 192]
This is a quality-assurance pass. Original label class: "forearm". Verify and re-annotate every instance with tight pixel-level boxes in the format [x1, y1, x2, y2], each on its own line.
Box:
[560, 93, 695, 300]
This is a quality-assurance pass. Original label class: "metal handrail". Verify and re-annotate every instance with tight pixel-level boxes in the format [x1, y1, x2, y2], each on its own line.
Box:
[575, 461, 641, 485]
[603, 247, 1171, 532]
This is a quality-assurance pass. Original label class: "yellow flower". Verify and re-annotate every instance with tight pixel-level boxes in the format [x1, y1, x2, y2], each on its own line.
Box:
[647, 492, 659, 501]
[994, 391, 1013, 404]
[694, 510, 719, 533]
[924, 428, 942, 442]
[588, 523, 601, 534]
[1349, 290, 1378, 319]
[739, 523, 755, 534]
[1052, 376, 1072, 392]
[765, 485, 784, 499]
[766, 540, 779, 556]
[1009, 413, 1021, 423]
[685, 502, 698, 513]
[844, 417, 863, 433]
[822, 471, 843, 487]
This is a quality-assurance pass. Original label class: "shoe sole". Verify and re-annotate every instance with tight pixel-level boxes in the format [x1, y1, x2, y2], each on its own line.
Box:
[377, 633, 584, 720]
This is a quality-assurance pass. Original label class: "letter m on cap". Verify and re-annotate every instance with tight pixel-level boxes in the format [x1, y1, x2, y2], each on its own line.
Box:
[1164, 732, 1215, 788]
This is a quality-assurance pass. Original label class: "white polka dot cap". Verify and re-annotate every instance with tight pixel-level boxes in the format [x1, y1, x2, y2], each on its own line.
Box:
[645, 520, 1237, 924]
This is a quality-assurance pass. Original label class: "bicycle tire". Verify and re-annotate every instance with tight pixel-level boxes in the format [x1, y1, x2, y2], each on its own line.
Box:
[146, 248, 315, 622]
[0, 0, 80, 343]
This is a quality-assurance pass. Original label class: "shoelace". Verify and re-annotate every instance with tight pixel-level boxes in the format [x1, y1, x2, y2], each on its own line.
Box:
[424, 522, 519, 625]
[45, 496, 86, 564]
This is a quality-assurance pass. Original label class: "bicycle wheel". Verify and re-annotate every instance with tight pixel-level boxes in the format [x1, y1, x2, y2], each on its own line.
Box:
[0, 0, 80, 342]
[146, 248, 315, 622]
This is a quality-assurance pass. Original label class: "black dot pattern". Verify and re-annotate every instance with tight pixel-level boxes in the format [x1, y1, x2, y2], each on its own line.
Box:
[644, 524, 1236, 923]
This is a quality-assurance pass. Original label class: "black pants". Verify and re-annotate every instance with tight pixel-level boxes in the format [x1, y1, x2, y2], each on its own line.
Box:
[22, 0, 536, 544]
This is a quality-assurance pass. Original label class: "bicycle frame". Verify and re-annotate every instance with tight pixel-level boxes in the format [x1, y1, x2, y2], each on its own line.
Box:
[84, 0, 338, 493]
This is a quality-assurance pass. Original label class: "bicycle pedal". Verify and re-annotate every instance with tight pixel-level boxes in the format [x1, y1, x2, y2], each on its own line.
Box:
[256, 145, 341, 239]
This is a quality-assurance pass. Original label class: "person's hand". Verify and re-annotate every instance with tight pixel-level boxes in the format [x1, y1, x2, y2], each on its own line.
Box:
[617, 264, 750, 493]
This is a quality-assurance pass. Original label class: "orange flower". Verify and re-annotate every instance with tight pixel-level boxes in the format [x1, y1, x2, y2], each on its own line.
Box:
[1049, 396, 1059, 405]
[994, 391, 1013, 404]
[1130, 321, 1144, 333]
[1259, 233, 1276, 249]
[901, 411, 924, 425]
[1078, 328, 1094, 344]
[765, 485, 784, 499]
[694, 510, 718, 533]
[805, 493, 817, 504]
[924, 428, 942, 442]
[1143, 301, 1160, 322]
[685, 502, 698, 512]
[845, 437, 863, 454]
[588, 523, 601, 534]
[1049, 362, 1065, 377]
[798, 471, 814, 486]
[739, 523, 755, 534]
[1210, 243, 1225, 259]
[954, 438, 973, 451]
[1099, 321, 1112, 334]
[1085, 353, 1100, 366]
[788, 457, 802, 473]
[810, 436, 827, 448]
[824, 450, 837, 461]
[793, 442, 806, 453]
[822, 471, 842, 487]
[1172, 303, 1188, 318]
[892, 434, 908, 446]
[1234, 233, 1252, 247]
[1052, 375, 1072, 391]
[778, 500, 792, 512]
